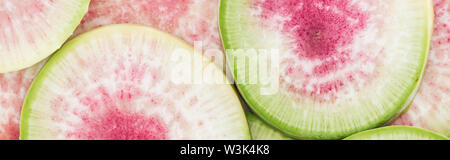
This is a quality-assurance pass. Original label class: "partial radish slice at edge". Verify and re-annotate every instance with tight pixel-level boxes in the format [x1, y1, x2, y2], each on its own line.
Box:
[392, 0, 450, 137]
[73, 0, 225, 70]
[344, 126, 448, 140]
[0, 61, 45, 140]
[246, 112, 293, 140]
[20, 24, 250, 140]
[0, 0, 90, 73]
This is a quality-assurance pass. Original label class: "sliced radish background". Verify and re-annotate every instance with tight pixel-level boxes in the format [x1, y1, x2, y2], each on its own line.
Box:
[0, 62, 44, 140]
[73, 0, 225, 69]
[0, 0, 89, 73]
[20, 25, 250, 140]
[392, 0, 450, 137]
[220, 0, 433, 139]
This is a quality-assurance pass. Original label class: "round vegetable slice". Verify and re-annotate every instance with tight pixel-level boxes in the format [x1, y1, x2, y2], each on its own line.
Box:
[392, 0, 450, 137]
[247, 112, 293, 140]
[219, 0, 434, 139]
[0, 0, 89, 73]
[344, 126, 448, 140]
[0, 61, 45, 140]
[73, 0, 225, 69]
[20, 24, 250, 140]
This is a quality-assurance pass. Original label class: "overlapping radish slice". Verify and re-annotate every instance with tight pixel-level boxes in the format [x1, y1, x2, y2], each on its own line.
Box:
[392, 0, 450, 137]
[0, 0, 89, 73]
[220, 0, 434, 139]
[344, 126, 448, 140]
[20, 25, 250, 140]
[0, 61, 45, 140]
[246, 112, 293, 140]
[73, 0, 225, 69]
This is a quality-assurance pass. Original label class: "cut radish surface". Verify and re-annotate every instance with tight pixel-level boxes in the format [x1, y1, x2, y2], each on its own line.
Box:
[0, 61, 45, 140]
[220, 0, 434, 139]
[0, 0, 89, 73]
[20, 24, 250, 140]
[73, 0, 225, 69]
[392, 0, 450, 137]
[246, 112, 293, 140]
[344, 126, 448, 140]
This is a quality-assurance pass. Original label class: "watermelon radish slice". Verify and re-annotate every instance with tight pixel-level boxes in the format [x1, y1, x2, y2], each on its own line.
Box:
[392, 0, 450, 137]
[20, 24, 250, 140]
[344, 126, 448, 140]
[0, 61, 45, 140]
[219, 0, 434, 139]
[0, 0, 89, 73]
[73, 0, 225, 69]
[246, 112, 293, 140]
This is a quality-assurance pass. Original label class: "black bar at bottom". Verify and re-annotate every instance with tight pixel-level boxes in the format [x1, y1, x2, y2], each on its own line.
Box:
[0, 140, 446, 158]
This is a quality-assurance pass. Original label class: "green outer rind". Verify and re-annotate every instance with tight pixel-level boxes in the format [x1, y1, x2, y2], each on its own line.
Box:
[344, 126, 449, 140]
[246, 112, 294, 140]
[20, 24, 251, 140]
[218, 0, 434, 139]
[0, 0, 90, 73]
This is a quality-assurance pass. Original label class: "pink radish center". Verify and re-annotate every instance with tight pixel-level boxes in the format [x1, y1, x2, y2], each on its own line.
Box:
[67, 108, 168, 140]
[53, 66, 171, 140]
[256, 0, 376, 101]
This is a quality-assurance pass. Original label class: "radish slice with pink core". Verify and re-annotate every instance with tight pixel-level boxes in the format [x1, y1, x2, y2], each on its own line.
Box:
[0, 0, 89, 73]
[0, 61, 45, 140]
[344, 126, 448, 140]
[220, 0, 433, 139]
[20, 24, 250, 140]
[73, 0, 225, 70]
[392, 0, 450, 137]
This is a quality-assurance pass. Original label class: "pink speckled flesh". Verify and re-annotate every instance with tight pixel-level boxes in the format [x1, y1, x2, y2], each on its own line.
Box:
[0, 62, 44, 140]
[253, 0, 384, 101]
[392, 0, 450, 135]
[73, 0, 224, 67]
[259, 0, 367, 60]
[0, 0, 55, 53]
[48, 50, 187, 140]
